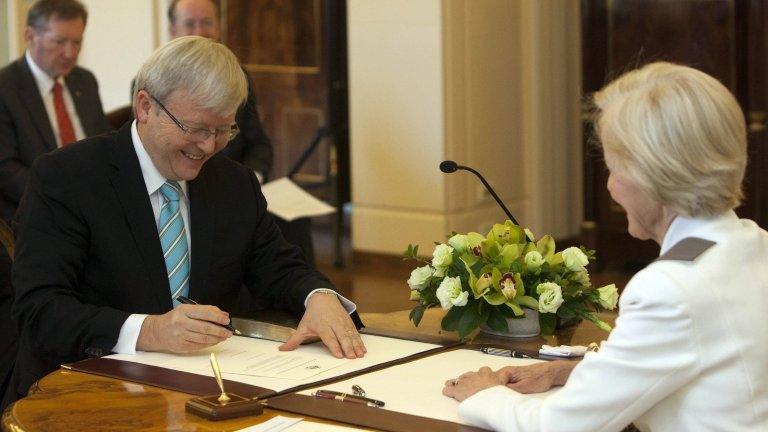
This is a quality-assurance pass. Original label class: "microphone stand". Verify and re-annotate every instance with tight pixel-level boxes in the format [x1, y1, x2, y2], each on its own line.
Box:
[440, 160, 520, 226]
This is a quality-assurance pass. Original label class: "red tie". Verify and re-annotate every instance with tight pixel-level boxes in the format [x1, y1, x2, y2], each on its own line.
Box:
[52, 81, 76, 146]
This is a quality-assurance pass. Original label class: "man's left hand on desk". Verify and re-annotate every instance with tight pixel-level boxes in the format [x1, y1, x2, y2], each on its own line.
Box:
[279, 291, 367, 359]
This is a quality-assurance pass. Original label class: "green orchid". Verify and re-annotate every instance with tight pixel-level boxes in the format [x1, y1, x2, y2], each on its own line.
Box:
[536, 235, 556, 259]
[487, 220, 526, 245]
[405, 220, 613, 337]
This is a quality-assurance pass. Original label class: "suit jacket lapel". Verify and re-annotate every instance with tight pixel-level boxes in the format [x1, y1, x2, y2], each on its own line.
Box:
[16, 58, 56, 151]
[107, 124, 172, 310]
[188, 175, 215, 300]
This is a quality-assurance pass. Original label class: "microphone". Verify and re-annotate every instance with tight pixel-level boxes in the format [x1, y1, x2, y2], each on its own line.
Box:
[439, 160, 520, 226]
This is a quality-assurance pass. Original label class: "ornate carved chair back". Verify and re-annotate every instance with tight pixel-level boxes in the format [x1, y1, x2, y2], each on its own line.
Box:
[0, 219, 13, 262]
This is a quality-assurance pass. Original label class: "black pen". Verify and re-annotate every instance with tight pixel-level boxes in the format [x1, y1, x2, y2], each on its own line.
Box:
[313, 389, 385, 408]
[176, 296, 242, 335]
[481, 347, 535, 359]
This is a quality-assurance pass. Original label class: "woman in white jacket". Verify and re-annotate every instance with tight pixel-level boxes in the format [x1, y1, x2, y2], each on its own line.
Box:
[443, 62, 768, 432]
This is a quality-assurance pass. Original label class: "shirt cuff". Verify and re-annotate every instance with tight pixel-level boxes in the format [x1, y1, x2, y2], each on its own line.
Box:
[254, 170, 264, 184]
[305, 288, 357, 314]
[112, 314, 148, 354]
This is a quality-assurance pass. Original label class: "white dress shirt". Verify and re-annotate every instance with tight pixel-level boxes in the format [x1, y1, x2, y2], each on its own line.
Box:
[112, 121, 355, 354]
[25, 51, 86, 146]
[458, 211, 768, 431]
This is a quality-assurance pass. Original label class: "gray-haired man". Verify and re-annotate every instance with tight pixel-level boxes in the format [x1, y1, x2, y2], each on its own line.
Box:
[4, 36, 365, 409]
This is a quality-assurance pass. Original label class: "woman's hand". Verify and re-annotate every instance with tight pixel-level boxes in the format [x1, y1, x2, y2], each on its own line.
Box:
[496, 360, 576, 394]
[443, 360, 578, 402]
[442, 366, 506, 401]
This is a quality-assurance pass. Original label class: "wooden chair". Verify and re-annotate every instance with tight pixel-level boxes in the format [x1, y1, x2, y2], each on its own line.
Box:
[106, 105, 132, 131]
[0, 219, 12, 262]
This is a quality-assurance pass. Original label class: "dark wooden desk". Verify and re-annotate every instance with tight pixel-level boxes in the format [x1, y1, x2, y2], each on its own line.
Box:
[2, 309, 614, 431]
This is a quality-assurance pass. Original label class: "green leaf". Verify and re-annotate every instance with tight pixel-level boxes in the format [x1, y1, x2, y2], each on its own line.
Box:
[441, 306, 464, 331]
[483, 291, 507, 305]
[486, 308, 509, 332]
[403, 244, 420, 259]
[457, 304, 483, 339]
[409, 305, 426, 326]
[517, 295, 538, 310]
[505, 301, 524, 316]
[539, 312, 557, 335]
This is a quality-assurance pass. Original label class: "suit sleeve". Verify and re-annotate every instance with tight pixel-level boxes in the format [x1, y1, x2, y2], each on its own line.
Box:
[242, 170, 330, 317]
[11, 154, 129, 360]
[458, 268, 701, 432]
[0, 94, 30, 206]
[234, 72, 273, 178]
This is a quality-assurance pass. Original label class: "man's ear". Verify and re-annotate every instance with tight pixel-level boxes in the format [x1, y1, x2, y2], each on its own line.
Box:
[24, 26, 37, 45]
[134, 90, 153, 123]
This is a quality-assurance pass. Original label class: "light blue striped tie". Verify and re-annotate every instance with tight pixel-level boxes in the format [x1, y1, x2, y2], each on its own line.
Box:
[158, 181, 190, 307]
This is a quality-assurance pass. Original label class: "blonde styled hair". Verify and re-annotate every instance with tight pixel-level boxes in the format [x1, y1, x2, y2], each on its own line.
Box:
[594, 62, 747, 217]
[134, 35, 246, 116]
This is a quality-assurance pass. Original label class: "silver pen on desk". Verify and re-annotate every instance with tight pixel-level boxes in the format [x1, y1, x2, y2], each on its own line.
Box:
[481, 347, 535, 359]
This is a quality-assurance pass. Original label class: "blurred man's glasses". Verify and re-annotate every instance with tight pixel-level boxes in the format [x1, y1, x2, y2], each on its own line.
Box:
[150, 94, 239, 143]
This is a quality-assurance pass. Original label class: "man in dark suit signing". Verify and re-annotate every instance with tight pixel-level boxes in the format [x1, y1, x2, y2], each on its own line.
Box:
[0, 0, 110, 224]
[2, 36, 365, 410]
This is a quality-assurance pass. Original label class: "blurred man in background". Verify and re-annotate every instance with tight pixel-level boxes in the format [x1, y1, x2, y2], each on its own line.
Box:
[0, 0, 110, 224]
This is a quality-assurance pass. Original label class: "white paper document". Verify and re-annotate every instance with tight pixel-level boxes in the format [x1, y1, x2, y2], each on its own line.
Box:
[236, 417, 367, 432]
[262, 177, 336, 221]
[285, 421, 369, 431]
[236, 416, 303, 432]
[159, 338, 348, 380]
[106, 334, 439, 392]
[299, 349, 560, 426]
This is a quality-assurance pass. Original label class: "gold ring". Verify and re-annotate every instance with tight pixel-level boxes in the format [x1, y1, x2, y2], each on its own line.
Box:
[345, 329, 354, 336]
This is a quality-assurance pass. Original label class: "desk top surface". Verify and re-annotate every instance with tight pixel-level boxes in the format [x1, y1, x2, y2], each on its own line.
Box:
[2, 309, 613, 432]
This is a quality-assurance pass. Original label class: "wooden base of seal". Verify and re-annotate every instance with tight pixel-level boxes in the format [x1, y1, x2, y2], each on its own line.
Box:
[185, 393, 264, 421]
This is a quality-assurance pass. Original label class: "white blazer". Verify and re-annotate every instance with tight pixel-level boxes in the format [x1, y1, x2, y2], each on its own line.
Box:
[458, 212, 768, 431]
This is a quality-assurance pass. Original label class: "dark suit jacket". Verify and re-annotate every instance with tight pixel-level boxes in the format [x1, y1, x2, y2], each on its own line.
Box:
[220, 71, 273, 178]
[0, 56, 111, 223]
[3, 123, 331, 408]
[0, 244, 14, 402]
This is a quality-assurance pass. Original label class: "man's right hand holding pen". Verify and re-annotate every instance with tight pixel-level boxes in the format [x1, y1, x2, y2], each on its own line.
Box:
[136, 303, 234, 353]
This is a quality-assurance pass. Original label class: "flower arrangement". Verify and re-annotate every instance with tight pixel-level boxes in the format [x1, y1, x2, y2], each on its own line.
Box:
[404, 220, 618, 338]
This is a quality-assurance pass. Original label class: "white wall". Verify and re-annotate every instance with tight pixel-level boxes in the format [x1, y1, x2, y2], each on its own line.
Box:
[349, 0, 583, 255]
[0, 1, 9, 65]
[77, 0, 161, 112]
[348, 0, 448, 253]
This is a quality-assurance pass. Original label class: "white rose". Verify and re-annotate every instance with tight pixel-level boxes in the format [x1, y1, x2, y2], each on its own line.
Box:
[597, 283, 619, 310]
[431, 244, 454, 270]
[562, 247, 589, 271]
[572, 270, 590, 287]
[407, 265, 433, 291]
[436, 276, 468, 309]
[524, 251, 545, 271]
[448, 234, 468, 254]
[536, 282, 564, 313]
